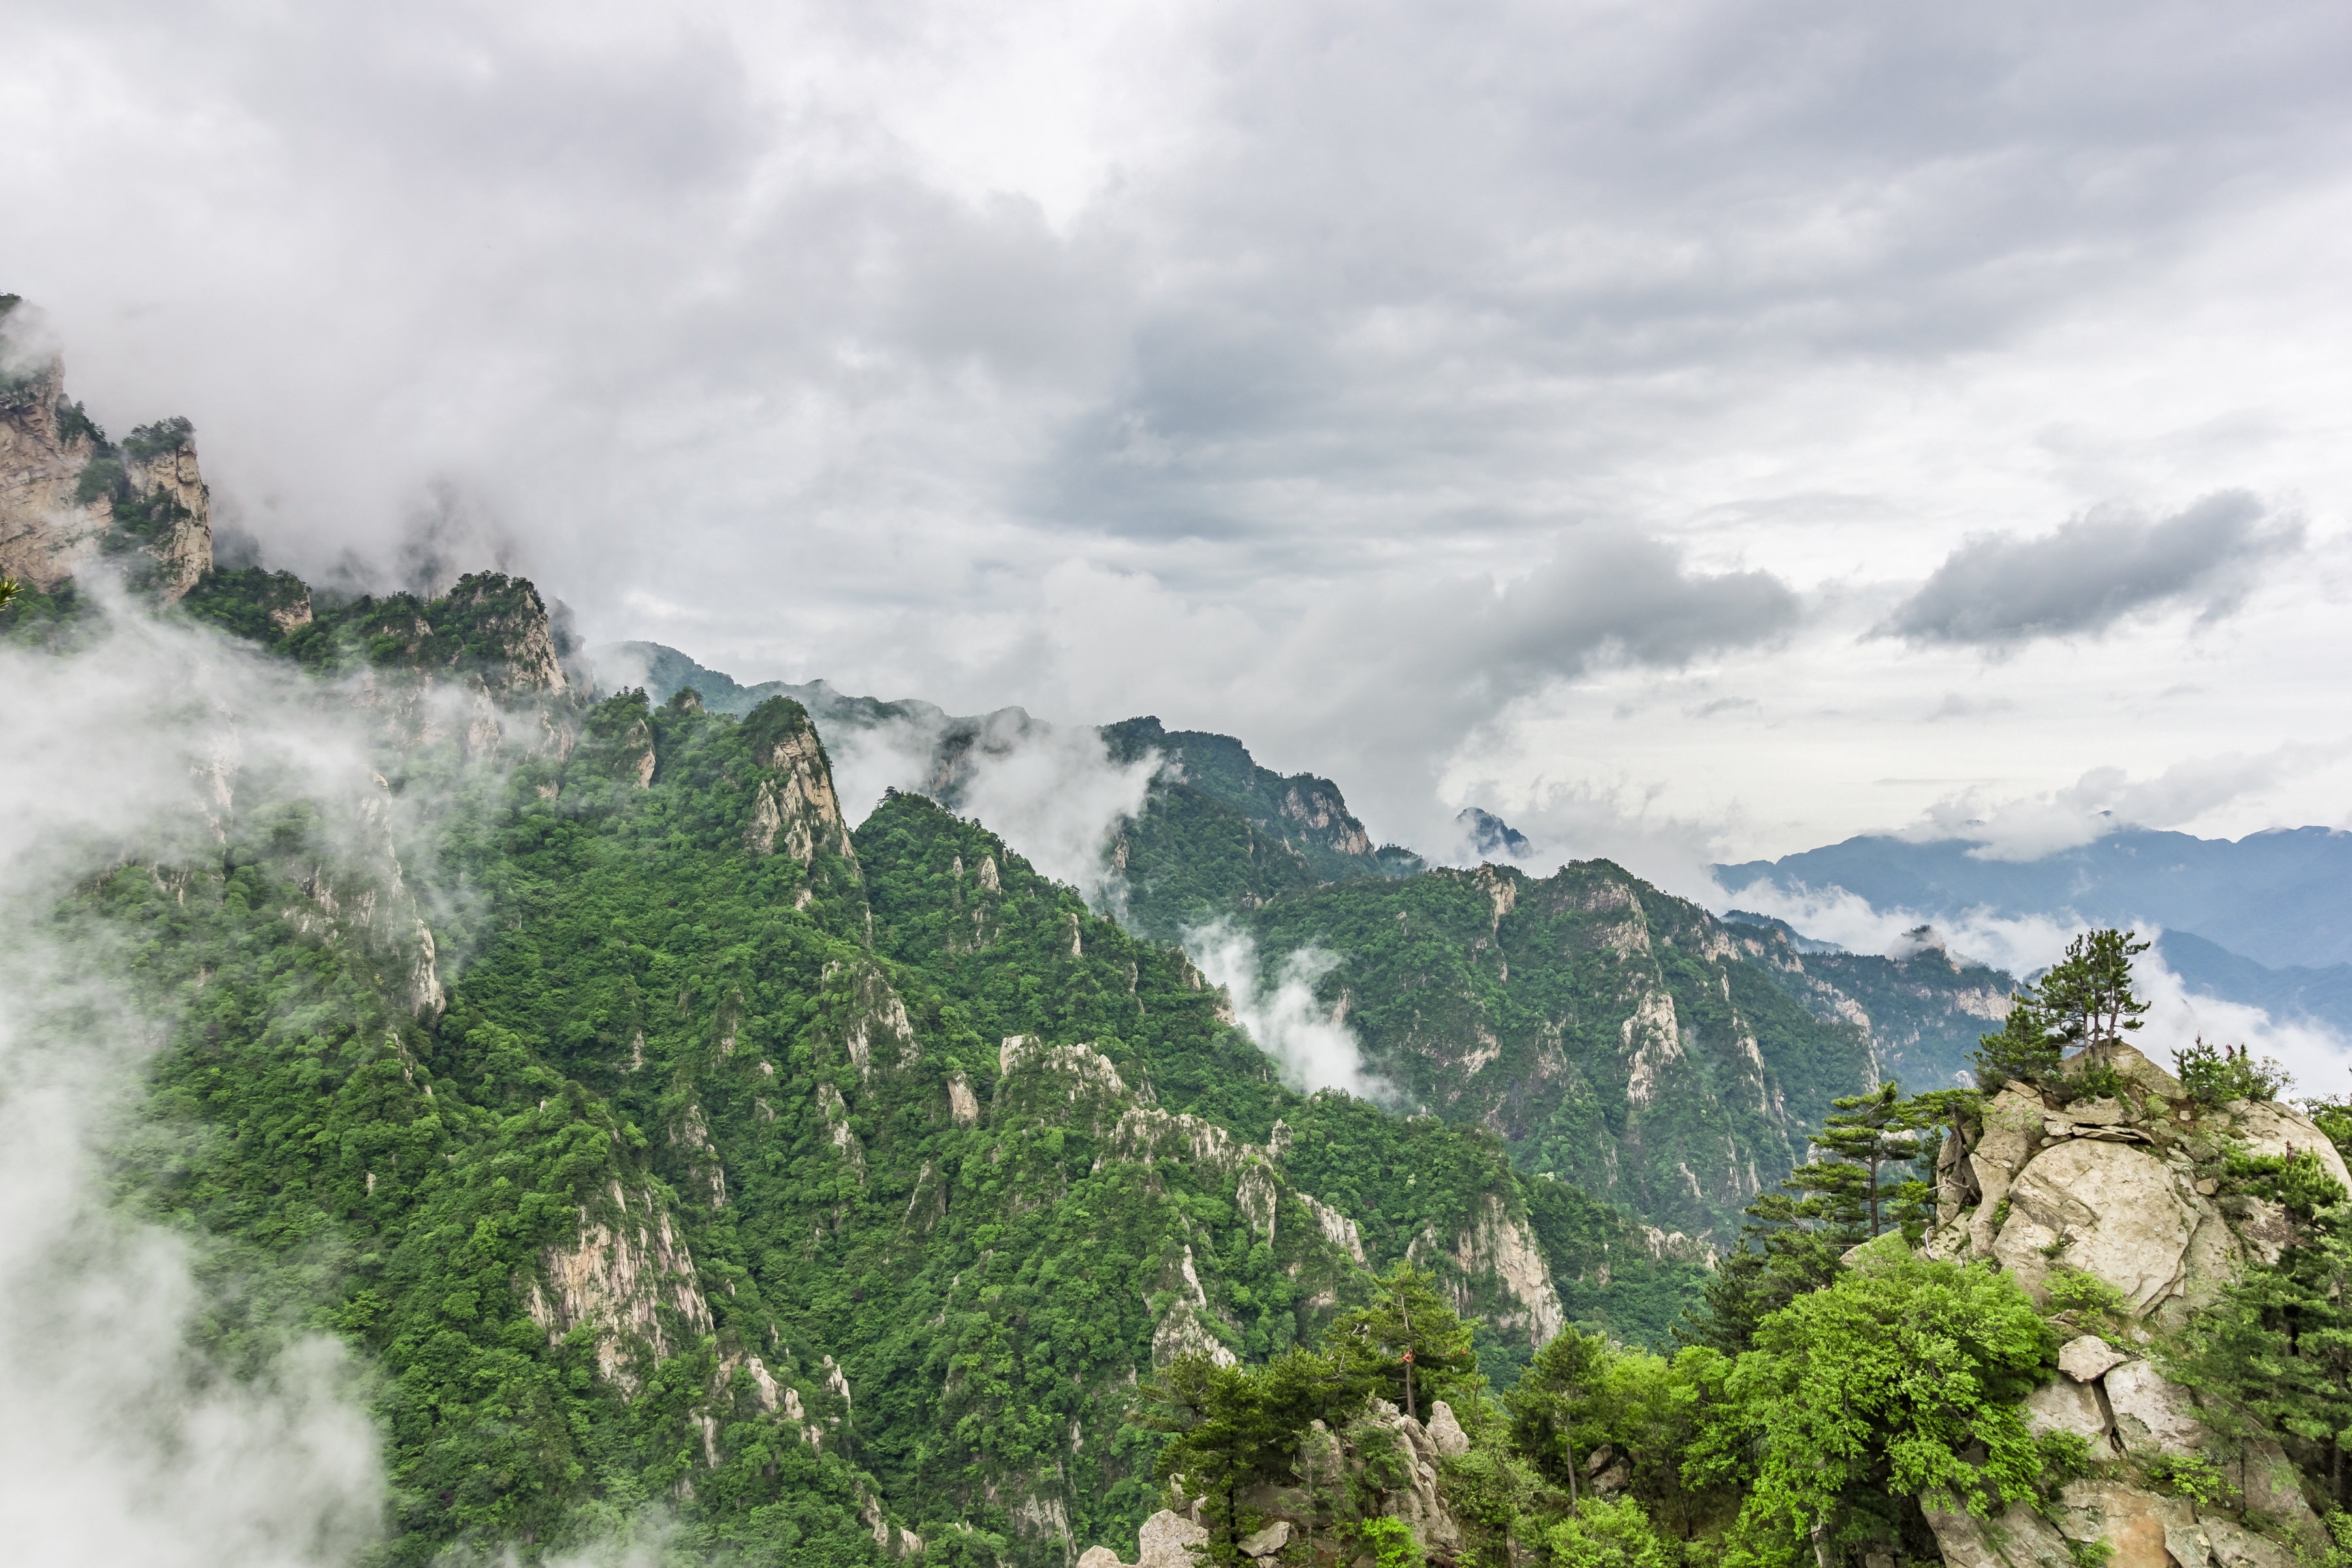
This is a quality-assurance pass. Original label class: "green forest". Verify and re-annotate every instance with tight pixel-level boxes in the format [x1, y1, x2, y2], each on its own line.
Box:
[12, 557, 2352, 1568]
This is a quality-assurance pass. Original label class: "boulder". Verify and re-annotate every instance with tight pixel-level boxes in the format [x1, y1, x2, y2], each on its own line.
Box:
[1993, 1139, 2197, 1313]
[1924, 1499, 2075, 1568]
[2201, 1516, 2302, 1568]
[2167, 1522, 2214, 1568]
[2225, 1099, 2352, 1198]
[1077, 1550, 1126, 1568]
[1426, 1400, 1471, 1459]
[2050, 1477, 2191, 1568]
[2106, 1043, 2187, 1101]
[2059, 1335, 2129, 1383]
[2103, 1360, 2208, 1458]
[2024, 1377, 2109, 1443]
[1237, 1520, 1292, 1560]
[1137, 1511, 1209, 1568]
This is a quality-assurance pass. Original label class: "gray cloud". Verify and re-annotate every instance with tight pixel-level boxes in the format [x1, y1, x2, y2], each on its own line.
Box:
[6, 0, 2352, 870]
[1878, 491, 2304, 646]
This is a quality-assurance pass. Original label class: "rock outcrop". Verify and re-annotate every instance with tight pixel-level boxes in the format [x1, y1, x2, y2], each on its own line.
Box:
[1920, 1045, 2338, 1568]
[0, 320, 212, 600]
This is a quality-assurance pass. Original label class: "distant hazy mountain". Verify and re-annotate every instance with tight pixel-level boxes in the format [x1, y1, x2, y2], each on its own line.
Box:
[1717, 826, 2352, 1031]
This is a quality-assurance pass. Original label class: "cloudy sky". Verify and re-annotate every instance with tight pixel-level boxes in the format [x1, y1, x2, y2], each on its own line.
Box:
[9, 0, 2352, 889]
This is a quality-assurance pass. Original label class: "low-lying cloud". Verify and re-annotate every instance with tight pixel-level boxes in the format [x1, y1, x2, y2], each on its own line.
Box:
[1709, 879, 2352, 1099]
[1879, 491, 2304, 648]
[0, 585, 391, 1565]
[1905, 741, 2351, 861]
[821, 706, 1161, 909]
[1184, 922, 1393, 1101]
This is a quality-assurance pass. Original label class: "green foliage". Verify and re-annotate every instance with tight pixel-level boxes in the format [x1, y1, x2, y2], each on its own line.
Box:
[1359, 1515, 1427, 1568]
[1973, 928, 2150, 1089]
[1972, 1001, 2063, 1090]
[1235, 862, 1873, 1242]
[1328, 1262, 1479, 1418]
[123, 414, 195, 461]
[1808, 1082, 1926, 1240]
[1540, 1497, 1675, 1568]
[1523, 1176, 1709, 1352]
[2174, 1039, 2291, 1107]
[1693, 1258, 2057, 1565]
[54, 396, 106, 447]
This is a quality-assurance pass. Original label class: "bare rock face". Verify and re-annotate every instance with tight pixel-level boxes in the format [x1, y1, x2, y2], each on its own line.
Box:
[1992, 1138, 2199, 1313]
[1923, 1498, 2074, 1568]
[1448, 1193, 1566, 1345]
[1075, 1549, 1122, 1568]
[0, 343, 212, 599]
[2051, 1477, 2191, 1568]
[520, 1182, 715, 1396]
[2103, 1358, 2208, 1457]
[1969, 1085, 2047, 1255]
[1427, 1400, 1471, 1459]
[2200, 1518, 2301, 1568]
[0, 354, 108, 589]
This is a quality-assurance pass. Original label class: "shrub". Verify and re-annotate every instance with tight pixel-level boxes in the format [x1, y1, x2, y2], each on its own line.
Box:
[2174, 1039, 2289, 1107]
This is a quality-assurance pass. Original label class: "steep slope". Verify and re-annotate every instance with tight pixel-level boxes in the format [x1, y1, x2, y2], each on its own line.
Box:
[1234, 862, 1877, 1242]
[0, 294, 213, 607]
[1723, 915, 2016, 1091]
[54, 569, 1705, 1565]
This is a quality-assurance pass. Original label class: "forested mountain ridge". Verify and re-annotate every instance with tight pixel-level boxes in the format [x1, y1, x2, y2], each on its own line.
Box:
[5, 557, 1724, 1565]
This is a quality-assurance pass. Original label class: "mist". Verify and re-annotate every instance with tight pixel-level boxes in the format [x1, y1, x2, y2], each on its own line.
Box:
[1712, 875, 2352, 1100]
[1184, 921, 1393, 1102]
[821, 706, 1161, 909]
[0, 584, 390, 1565]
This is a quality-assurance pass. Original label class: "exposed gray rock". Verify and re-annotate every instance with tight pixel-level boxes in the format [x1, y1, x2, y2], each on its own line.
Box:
[1924, 1499, 2075, 1568]
[1426, 1400, 1470, 1459]
[1993, 1138, 2197, 1313]
[1075, 1548, 1124, 1568]
[2059, 1335, 2129, 1383]
[1970, 1086, 2048, 1256]
[2104, 1359, 2209, 1457]
[2234, 1435, 2328, 1555]
[2052, 1477, 2191, 1568]
[1136, 1510, 1208, 1568]
[2024, 1376, 2109, 1443]
[2166, 1522, 2214, 1568]
[2225, 1099, 2352, 1198]
[1237, 1520, 1291, 1560]
[2201, 1516, 2301, 1568]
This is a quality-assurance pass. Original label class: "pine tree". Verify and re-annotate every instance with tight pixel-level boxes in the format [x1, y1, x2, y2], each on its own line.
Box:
[1809, 1082, 1927, 1240]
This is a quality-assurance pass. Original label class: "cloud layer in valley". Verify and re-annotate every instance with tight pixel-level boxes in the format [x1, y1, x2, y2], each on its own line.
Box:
[7, 0, 2352, 883]
[0, 587, 389, 1565]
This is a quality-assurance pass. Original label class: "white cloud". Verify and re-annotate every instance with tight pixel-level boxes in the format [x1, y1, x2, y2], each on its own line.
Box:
[1184, 922, 1393, 1101]
[0, 584, 389, 1565]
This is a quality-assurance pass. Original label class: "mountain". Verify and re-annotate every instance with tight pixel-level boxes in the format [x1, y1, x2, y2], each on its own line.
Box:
[8, 562, 1731, 1564]
[2153, 929, 2352, 1037]
[1, 294, 214, 611]
[601, 645, 2026, 1240]
[1718, 824, 2352, 971]
[20, 312, 2352, 1568]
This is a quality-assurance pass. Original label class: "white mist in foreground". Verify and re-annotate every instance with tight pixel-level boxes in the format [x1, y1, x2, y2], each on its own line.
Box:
[1185, 922, 1393, 1101]
[1713, 876, 2352, 1099]
[0, 588, 384, 1565]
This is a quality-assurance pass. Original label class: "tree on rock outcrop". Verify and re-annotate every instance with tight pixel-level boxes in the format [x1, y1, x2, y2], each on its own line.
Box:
[1971, 928, 2149, 1087]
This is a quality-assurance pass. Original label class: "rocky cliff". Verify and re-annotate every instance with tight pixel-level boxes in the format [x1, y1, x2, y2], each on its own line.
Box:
[1905, 1044, 2346, 1568]
[0, 298, 212, 599]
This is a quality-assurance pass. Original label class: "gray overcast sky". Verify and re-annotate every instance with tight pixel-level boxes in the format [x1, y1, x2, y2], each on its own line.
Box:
[8, 0, 2352, 889]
